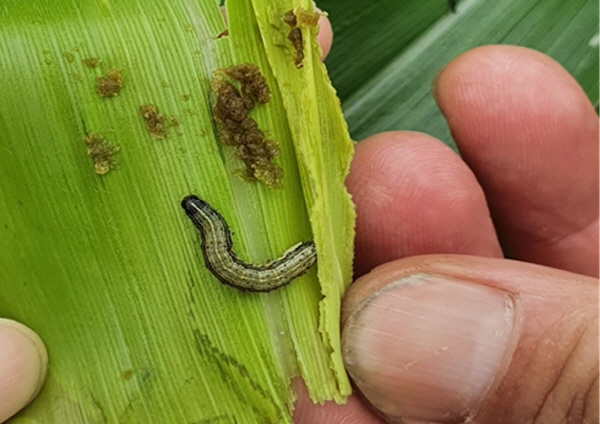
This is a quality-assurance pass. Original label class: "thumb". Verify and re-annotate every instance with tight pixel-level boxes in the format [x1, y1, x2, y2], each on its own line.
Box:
[0, 319, 48, 422]
[341, 255, 598, 424]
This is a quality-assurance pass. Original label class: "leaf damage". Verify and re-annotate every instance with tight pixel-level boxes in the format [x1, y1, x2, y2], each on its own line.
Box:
[83, 132, 120, 175]
[211, 63, 282, 188]
[95, 69, 123, 97]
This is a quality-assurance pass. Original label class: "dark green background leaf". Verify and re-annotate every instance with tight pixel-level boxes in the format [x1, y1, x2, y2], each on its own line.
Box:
[321, 0, 599, 147]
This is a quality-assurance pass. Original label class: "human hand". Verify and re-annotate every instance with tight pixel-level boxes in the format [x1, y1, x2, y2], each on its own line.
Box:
[294, 46, 599, 423]
[0, 319, 47, 422]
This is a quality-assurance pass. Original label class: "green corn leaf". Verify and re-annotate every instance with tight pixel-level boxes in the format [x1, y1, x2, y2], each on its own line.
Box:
[0, 1, 354, 423]
[321, 0, 599, 147]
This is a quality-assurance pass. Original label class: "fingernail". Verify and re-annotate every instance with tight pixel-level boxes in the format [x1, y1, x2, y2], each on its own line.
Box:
[0, 319, 48, 422]
[342, 273, 520, 423]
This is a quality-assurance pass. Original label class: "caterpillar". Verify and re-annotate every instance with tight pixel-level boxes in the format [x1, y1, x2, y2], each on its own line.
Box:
[181, 195, 317, 292]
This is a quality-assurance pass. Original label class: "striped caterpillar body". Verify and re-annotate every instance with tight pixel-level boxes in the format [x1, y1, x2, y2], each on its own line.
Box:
[181, 195, 317, 292]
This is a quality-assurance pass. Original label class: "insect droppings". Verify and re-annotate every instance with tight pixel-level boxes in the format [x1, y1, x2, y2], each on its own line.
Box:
[83, 132, 119, 175]
[283, 8, 320, 68]
[211, 64, 283, 188]
[95, 69, 123, 97]
[181, 195, 317, 292]
[139, 104, 167, 139]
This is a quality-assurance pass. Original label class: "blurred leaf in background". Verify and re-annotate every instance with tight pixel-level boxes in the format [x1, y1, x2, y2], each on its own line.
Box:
[320, 0, 599, 147]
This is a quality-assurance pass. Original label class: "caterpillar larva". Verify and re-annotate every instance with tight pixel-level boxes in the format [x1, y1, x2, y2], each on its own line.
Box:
[181, 195, 317, 292]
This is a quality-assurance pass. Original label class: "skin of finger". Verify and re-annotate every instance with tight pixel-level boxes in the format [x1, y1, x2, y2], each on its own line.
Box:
[293, 379, 384, 424]
[316, 10, 333, 60]
[346, 131, 502, 277]
[0, 319, 48, 423]
[342, 254, 599, 424]
[435, 45, 599, 277]
[294, 132, 504, 422]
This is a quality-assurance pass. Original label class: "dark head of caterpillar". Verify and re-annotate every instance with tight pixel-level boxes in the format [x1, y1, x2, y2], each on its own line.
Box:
[181, 195, 207, 216]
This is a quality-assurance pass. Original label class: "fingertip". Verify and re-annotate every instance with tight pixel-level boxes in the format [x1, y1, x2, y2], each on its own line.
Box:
[0, 319, 48, 422]
[341, 255, 598, 423]
[434, 45, 599, 275]
[341, 257, 520, 423]
[316, 9, 333, 60]
[347, 131, 501, 276]
[435, 45, 596, 137]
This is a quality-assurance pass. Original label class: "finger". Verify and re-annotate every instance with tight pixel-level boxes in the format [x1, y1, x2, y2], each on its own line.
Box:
[293, 379, 383, 424]
[435, 46, 599, 276]
[341, 255, 598, 424]
[346, 131, 502, 277]
[315, 8, 333, 60]
[0, 319, 48, 422]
